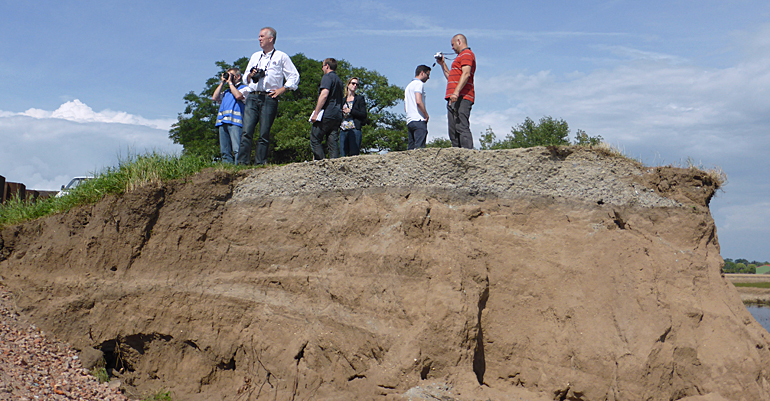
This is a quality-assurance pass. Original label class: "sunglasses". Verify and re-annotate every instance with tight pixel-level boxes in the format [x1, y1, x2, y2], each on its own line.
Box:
[350, 82, 359, 86]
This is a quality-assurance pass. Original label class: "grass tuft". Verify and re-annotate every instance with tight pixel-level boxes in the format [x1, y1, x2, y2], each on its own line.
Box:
[142, 389, 173, 401]
[90, 367, 110, 383]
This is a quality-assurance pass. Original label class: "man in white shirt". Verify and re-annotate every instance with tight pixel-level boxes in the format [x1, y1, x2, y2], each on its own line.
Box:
[404, 65, 431, 150]
[237, 27, 300, 165]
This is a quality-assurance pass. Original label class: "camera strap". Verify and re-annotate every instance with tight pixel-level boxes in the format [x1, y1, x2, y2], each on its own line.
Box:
[254, 50, 276, 90]
[258, 49, 275, 70]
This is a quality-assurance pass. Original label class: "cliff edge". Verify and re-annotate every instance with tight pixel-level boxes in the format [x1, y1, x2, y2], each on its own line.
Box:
[1, 147, 766, 401]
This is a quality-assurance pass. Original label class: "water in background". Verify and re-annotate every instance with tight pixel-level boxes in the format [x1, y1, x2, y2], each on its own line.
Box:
[747, 305, 770, 333]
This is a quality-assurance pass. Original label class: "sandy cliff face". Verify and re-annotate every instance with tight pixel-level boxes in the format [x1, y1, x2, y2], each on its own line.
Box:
[1, 147, 767, 401]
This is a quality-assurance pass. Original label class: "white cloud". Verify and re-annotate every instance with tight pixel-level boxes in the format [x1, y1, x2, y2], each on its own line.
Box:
[0, 100, 182, 190]
[17, 99, 175, 131]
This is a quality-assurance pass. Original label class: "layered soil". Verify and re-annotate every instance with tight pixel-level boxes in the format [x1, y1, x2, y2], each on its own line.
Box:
[0, 147, 766, 401]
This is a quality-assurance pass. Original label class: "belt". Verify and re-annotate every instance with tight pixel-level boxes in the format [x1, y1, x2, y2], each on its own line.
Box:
[253, 91, 271, 96]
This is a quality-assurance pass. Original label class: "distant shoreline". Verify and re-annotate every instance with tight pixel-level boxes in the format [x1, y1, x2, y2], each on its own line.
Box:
[726, 274, 770, 305]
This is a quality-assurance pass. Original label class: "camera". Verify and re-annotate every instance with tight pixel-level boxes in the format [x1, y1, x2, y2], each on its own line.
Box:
[434, 52, 444, 59]
[250, 67, 267, 82]
[222, 72, 231, 81]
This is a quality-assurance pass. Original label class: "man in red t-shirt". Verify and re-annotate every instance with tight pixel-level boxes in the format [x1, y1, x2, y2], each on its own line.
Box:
[437, 34, 476, 149]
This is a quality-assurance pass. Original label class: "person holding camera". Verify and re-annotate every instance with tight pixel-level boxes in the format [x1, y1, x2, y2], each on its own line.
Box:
[237, 27, 300, 165]
[212, 68, 249, 164]
[339, 77, 367, 156]
[309, 58, 344, 160]
[405, 65, 431, 150]
[436, 34, 475, 149]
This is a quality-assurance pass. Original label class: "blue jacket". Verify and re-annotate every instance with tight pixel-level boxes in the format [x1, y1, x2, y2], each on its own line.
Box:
[216, 85, 246, 127]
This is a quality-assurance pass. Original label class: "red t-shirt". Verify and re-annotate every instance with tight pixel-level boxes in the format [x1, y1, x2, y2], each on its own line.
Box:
[445, 48, 476, 103]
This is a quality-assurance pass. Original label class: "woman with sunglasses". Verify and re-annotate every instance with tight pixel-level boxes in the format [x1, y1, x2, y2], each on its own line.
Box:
[339, 77, 367, 156]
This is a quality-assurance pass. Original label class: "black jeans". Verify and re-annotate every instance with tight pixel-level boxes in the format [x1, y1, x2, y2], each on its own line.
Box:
[310, 118, 342, 160]
[237, 94, 278, 165]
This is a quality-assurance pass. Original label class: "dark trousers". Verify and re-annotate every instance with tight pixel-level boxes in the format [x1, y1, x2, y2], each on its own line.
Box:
[310, 118, 342, 160]
[407, 120, 428, 150]
[447, 98, 474, 149]
[237, 94, 278, 165]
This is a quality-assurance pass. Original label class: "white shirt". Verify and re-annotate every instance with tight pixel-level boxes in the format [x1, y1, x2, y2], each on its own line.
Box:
[405, 78, 426, 124]
[242, 49, 300, 94]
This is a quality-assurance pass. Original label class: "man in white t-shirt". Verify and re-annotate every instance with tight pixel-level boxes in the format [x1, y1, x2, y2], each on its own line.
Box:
[404, 65, 431, 150]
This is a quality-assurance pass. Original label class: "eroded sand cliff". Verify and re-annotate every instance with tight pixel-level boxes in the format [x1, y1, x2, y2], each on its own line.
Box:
[1, 147, 766, 401]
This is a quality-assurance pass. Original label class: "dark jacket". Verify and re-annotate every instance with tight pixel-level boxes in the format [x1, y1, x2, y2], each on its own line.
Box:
[344, 94, 367, 130]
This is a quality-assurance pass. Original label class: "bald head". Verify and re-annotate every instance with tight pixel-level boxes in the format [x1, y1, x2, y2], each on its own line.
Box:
[451, 34, 468, 54]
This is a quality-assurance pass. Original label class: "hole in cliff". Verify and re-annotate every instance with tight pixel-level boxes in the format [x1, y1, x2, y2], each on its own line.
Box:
[612, 211, 627, 230]
[99, 339, 132, 373]
[597, 199, 605, 205]
[420, 361, 432, 380]
[109, 266, 117, 272]
[98, 334, 173, 375]
[348, 374, 366, 381]
[473, 286, 490, 385]
[217, 356, 236, 371]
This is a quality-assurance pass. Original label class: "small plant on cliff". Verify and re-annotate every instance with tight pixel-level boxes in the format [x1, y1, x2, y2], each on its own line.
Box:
[90, 366, 109, 383]
[142, 390, 173, 401]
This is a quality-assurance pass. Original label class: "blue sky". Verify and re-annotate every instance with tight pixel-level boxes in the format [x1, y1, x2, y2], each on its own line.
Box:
[1, 1, 768, 262]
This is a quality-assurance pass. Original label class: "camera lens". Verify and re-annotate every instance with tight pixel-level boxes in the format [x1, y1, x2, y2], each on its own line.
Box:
[223, 72, 230, 80]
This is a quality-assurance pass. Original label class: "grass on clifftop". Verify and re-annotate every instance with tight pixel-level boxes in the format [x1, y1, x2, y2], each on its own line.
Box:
[0, 153, 241, 228]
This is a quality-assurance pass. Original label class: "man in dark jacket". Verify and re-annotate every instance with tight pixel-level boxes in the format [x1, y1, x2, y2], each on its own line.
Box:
[309, 58, 344, 160]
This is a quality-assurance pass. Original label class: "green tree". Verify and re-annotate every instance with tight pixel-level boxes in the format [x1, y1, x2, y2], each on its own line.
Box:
[170, 55, 405, 164]
[506, 116, 570, 148]
[722, 259, 737, 273]
[574, 129, 603, 146]
[479, 116, 603, 150]
[426, 138, 452, 148]
[479, 126, 497, 150]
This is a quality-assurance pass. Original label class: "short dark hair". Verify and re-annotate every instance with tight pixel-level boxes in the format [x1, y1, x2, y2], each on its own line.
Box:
[324, 58, 338, 71]
[415, 65, 431, 77]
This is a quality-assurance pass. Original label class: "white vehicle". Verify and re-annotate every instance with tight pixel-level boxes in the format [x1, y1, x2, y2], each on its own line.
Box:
[56, 176, 93, 197]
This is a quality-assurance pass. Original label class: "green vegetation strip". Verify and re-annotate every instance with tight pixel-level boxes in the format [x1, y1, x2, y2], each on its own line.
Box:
[733, 282, 770, 289]
[0, 153, 243, 228]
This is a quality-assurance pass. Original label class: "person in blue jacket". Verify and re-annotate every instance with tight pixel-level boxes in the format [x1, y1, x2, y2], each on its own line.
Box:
[212, 68, 249, 164]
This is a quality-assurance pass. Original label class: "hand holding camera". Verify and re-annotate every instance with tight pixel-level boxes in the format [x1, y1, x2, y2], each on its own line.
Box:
[249, 67, 267, 83]
[221, 72, 230, 82]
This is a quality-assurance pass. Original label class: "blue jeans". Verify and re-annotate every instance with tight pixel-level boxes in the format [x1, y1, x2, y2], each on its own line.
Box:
[407, 121, 428, 150]
[339, 129, 362, 156]
[237, 94, 279, 165]
[218, 124, 241, 164]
